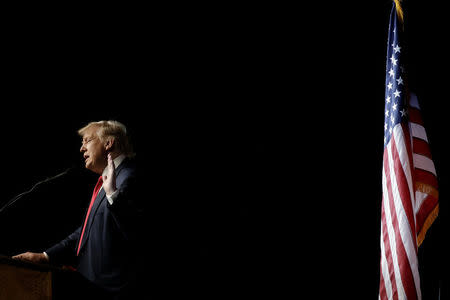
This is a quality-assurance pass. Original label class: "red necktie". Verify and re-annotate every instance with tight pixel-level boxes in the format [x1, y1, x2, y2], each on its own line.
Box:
[77, 176, 103, 256]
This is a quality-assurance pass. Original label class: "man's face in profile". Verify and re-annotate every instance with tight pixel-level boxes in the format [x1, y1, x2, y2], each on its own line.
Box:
[80, 126, 107, 174]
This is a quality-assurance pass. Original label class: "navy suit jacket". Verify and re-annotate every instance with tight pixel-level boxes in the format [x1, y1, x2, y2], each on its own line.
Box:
[46, 158, 141, 294]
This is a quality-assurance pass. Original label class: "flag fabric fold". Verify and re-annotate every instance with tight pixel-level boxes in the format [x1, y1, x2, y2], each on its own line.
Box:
[378, 2, 439, 300]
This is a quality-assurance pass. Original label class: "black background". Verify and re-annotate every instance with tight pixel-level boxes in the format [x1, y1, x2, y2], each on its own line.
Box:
[0, 1, 448, 299]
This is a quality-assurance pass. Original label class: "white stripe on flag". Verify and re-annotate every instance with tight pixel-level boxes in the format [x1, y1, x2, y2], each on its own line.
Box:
[413, 153, 437, 176]
[382, 167, 406, 299]
[410, 123, 428, 142]
[393, 126, 416, 208]
[380, 221, 394, 299]
[415, 190, 428, 216]
[389, 129, 422, 299]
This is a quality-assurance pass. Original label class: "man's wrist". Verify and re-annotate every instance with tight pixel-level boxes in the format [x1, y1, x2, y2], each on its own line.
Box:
[42, 252, 49, 262]
[106, 189, 119, 205]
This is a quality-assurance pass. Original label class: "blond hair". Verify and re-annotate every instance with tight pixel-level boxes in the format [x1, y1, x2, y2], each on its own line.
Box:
[78, 120, 135, 157]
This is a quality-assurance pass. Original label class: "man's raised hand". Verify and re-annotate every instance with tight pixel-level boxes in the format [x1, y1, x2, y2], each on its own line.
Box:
[103, 153, 117, 196]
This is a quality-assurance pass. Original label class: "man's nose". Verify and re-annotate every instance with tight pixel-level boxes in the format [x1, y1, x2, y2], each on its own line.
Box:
[80, 145, 86, 153]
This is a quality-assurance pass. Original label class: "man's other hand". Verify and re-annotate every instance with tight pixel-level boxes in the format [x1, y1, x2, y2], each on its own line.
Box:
[12, 252, 49, 264]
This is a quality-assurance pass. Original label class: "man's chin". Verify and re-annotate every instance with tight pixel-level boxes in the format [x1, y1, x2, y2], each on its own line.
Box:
[85, 163, 102, 174]
[85, 162, 94, 172]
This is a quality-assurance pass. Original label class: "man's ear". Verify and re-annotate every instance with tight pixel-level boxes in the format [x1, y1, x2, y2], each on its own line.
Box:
[105, 137, 115, 152]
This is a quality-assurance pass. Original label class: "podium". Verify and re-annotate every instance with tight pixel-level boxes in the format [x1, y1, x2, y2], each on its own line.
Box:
[0, 255, 81, 300]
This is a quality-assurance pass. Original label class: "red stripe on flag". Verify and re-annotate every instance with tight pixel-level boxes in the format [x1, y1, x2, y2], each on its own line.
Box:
[384, 145, 419, 300]
[379, 258, 388, 300]
[415, 195, 439, 234]
[408, 107, 423, 125]
[381, 195, 399, 300]
[391, 133, 418, 250]
[401, 123, 415, 188]
[412, 137, 432, 157]
[414, 169, 438, 190]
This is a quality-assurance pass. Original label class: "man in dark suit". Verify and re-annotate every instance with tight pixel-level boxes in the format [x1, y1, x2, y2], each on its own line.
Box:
[13, 120, 142, 299]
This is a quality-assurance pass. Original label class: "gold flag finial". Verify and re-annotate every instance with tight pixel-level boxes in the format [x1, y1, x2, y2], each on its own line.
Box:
[394, 0, 404, 23]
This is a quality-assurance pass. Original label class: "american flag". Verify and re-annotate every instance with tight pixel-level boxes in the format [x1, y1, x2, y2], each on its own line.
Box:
[379, 2, 439, 300]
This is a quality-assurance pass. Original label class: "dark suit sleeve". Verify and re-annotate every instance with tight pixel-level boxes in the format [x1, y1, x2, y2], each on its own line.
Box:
[44, 226, 81, 265]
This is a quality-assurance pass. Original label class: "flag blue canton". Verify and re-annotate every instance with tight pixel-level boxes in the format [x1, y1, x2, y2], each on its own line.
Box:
[384, 10, 407, 147]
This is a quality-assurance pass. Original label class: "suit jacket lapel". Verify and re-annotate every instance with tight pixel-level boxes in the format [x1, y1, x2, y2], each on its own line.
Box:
[80, 189, 106, 251]
[79, 158, 129, 251]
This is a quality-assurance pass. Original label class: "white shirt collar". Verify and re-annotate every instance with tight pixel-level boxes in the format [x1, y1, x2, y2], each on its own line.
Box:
[102, 154, 126, 177]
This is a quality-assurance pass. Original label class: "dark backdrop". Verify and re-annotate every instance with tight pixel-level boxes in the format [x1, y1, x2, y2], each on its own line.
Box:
[0, 2, 448, 299]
